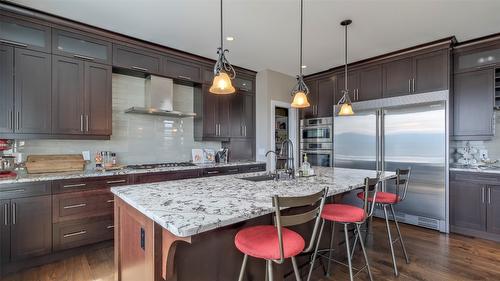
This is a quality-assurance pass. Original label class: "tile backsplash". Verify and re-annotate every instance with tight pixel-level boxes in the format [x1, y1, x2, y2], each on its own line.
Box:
[13, 74, 220, 165]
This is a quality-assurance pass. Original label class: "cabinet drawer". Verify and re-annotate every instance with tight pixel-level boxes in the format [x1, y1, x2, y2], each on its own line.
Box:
[240, 164, 266, 173]
[451, 172, 500, 184]
[53, 175, 129, 194]
[0, 182, 51, 199]
[113, 44, 161, 74]
[0, 16, 51, 53]
[163, 56, 201, 82]
[133, 169, 201, 184]
[52, 189, 113, 223]
[52, 29, 112, 65]
[53, 216, 113, 251]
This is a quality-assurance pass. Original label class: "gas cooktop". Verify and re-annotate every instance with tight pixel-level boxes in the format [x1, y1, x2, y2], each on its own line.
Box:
[127, 162, 196, 170]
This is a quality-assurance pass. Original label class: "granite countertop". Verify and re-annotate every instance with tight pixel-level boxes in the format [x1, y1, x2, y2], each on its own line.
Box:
[0, 161, 265, 185]
[111, 167, 396, 237]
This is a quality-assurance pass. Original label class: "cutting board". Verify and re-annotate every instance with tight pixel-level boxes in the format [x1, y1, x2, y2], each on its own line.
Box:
[26, 154, 86, 174]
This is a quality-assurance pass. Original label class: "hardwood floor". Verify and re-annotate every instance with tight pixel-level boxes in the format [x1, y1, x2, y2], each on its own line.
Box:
[4, 219, 500, 281]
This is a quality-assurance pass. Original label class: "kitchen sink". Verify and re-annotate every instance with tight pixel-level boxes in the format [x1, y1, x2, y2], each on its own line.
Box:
[241, 174, 276, 182]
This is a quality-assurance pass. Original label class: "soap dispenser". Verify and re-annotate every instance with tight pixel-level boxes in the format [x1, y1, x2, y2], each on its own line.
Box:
[301, 153, 311, 176]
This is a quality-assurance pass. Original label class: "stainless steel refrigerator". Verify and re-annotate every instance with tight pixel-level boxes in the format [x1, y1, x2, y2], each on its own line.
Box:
[334, 92, 449, 233]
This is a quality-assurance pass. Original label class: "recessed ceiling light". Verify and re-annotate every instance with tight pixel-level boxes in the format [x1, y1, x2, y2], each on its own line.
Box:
[226, 36, 235, 41]
[301, 65, 307, 69]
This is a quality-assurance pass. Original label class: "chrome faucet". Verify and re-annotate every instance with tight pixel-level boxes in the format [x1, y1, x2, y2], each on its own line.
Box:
[279, 139, 295, 179]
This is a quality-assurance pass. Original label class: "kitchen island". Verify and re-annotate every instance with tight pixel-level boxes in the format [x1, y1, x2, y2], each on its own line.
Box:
[111, 167, 395, 281]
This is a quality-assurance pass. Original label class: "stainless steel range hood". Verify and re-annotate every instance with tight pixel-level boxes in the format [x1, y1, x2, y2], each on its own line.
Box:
[125, 75, 196, 118]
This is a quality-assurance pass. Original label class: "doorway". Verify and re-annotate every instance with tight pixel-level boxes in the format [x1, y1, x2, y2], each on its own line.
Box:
[270, 101, 298, 172]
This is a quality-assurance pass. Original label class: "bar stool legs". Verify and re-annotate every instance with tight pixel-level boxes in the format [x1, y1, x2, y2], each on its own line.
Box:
[390, 204, 410, 264]
[344, 224, 354, 281]
[291, 257, 302, 281]
[266, 260, 274, 281]
[306, 219, 325, 281]
[237, 254, 248, 281]
[383, 205, 399, 276]
[356, 224, 373, 281]
[326, 221, 336, 277]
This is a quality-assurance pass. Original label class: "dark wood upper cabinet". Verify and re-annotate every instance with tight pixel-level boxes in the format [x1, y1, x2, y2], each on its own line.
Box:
[194, 85, 219, 140]
[382, 57, 413, 98]
[113, 44, 161, 75]
[52, 29, 112, 65]
[9, 195, 52, 261]
[233, 76, 254, 93]
[14, 49, 52, 134]
[242, 94, 254, 137]
[487, 186, 500, 235]
[84, 62, 112, 135]
[453, 69, 494, 138]
[0, 45, 14, 133]
[450, 178, 486, 232]
[0, 16, 51, 53]
[454, 42, 500, 73]
[162, 56, 201, 83]
[229, 93, 254, 138]
[335, 72, 359, 103]
[52, 55, 85, 135]
[52, 55, 112, 136]
[413, 50, 449, 94]
[300, 79, 318, 119]
[317, 77, 334, 117]
[218, 95, 231, 137]
[358, 65, 383, 101]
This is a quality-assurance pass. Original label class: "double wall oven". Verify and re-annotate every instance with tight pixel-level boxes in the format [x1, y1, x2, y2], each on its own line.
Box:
[300, 117, 333, 167]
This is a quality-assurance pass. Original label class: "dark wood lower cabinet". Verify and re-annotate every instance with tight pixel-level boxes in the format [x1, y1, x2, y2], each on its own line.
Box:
[487, 186, 500, 235]
[0, 45, 14, 133]
[53, 216, 113, 251]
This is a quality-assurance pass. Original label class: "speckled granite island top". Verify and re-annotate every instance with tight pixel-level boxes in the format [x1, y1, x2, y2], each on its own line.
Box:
[111, 167, 395, 237]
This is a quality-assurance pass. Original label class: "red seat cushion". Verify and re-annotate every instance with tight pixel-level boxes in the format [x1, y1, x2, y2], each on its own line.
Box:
[321, 204, 366, 223]
[357, 191, 400, 204]
[234, 225, 305, 260]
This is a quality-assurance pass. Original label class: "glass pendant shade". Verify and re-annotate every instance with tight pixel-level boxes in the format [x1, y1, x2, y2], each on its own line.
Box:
[291, 91, 310, 108]
[338, 102, 354, 116]
[209, 72, 235, 94]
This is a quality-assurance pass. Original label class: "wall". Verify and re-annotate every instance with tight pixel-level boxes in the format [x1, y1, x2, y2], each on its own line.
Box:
[14, 74, 221, 165]
[255, 69, 297, 167]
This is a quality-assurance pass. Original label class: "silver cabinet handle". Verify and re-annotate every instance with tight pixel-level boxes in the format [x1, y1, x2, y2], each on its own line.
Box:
[0, 39, 28, 48]
[107, 179, 126, 184]
[80, 114, 84, 132]
[63, 230, 87, 238]
[408, 79, 411, 93]
[482, 187, 485, 203]
[488, 187, 492, 204]
[107, 225, 115, 229]
[3, 203, 8, 226]
[73, 54, 95, 61]
[16, 111, 20, 130]
[227, 169, 239, 173]
[178, 75, 192, 80]
[63, 183, 87, 188]
[412, 78, 415, 93]
[131, 66, 148, 72]
[85, 115, 89, 132]
[244, 125, 247, 137]
[106, 199, 115, 203]
[206, 171, 220, 174]
[9, 111, 13, 130]
[11, 203, 16, 225]
[63, 203, 87, 209]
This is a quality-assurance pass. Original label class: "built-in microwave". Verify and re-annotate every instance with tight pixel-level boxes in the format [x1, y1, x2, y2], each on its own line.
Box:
[300, 117, 333, 143]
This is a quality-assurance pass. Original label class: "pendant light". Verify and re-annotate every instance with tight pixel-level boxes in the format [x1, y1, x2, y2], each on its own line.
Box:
[290, 0, 310, 108]
[209, 0, 236, 95]
[337, 19, 354, 116]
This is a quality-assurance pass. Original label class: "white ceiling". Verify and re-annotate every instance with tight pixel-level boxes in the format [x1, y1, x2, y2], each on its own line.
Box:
[9, 0, 500, 76]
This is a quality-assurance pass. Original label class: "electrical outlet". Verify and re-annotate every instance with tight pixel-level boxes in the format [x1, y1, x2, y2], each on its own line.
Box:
[480, 149, 489, 161]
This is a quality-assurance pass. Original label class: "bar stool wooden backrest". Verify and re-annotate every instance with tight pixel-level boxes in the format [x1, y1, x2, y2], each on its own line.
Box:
[271, 187, 328, 264]
[395, 168, 411, 202]
[361, 177, 381, 222]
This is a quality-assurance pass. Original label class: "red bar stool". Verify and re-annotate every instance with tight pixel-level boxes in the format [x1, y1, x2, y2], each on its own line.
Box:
[356, 168, 411, 276]
[307, 177, 380, 281]
[235, 188, 328, 281]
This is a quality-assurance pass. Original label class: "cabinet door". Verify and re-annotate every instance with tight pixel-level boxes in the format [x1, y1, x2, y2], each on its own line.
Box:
[0, 200, 10, 264]
[218, 95, 231, 137]
[317, 77, 334, 117]
[413, 50, 449, 94]
[358, 65, 382, 101]
[228, 138, 255, 161]
[14, 49, 51, 134]
[52, 29, 112, 65]
[300, 80, 318, 119]
[85, 62, 112, 135]
[229, 94, 244, 137]
[0, 45, 14, 133]
[52, 55, 85, 134]
[0, 16, 51, 53]
[450, 180, 486, 231]
[202, 86, 219, 137]
[453, 69, 494, 137]
[113, 44, 161, 74]
[233, 76, 254, 93]
[163, 56, 201, 82]
[10, 195, 52, 261]
[487, 186, 500, 235]
[242, 94, 254, 138]
[335, 72, 359, 103]
[383, 57, 412, 98]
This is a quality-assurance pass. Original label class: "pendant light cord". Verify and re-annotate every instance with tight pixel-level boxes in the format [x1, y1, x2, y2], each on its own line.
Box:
[220, 0, 224, 50]
[299, 0, 303, 76]
[344, 23, 348, 91]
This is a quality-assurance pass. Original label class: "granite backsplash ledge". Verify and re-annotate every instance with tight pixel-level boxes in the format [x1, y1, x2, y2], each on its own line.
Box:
[7, 74, 221, 165]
